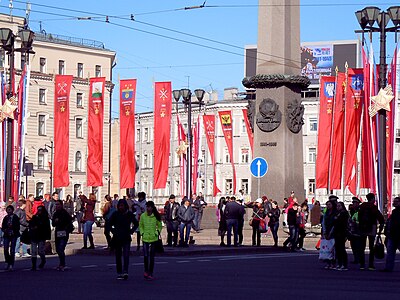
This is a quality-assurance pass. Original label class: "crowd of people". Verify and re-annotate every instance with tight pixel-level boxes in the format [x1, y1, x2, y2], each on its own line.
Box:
[1, 189, 400, 279]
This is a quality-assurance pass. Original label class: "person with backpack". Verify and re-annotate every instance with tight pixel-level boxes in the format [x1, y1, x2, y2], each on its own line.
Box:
[102, 195, 115, 249]
[358, 193, 384, 271]
[382, 197, 400, 272]
[1, 205, 20, 271]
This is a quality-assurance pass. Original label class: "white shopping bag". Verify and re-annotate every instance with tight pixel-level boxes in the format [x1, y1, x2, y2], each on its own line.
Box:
[318, 238, 335, 260]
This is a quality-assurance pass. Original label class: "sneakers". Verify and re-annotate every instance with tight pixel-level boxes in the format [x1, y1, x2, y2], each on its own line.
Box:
[335, 266, 348, 271]
[359, 266, 365, 270]
[368, 266, 376, 271]
[144, 272, 149, 279]
[123, 273, 129, 280]
[117, 274, 124, 280]
[56, 266, 65, 271]
[147, 275, 154, 280]
[22, 253, 31, 258]
[15, 253, 21, 258]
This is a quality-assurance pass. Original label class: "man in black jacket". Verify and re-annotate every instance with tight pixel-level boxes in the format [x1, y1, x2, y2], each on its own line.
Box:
[283, 202, 299, 251]
[164, 194, 180, 247]
[224, 197, 245, 247]
[177, 198, 195, 247]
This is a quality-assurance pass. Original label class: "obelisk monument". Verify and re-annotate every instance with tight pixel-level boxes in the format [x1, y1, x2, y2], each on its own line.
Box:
[244, 0, 309, 203]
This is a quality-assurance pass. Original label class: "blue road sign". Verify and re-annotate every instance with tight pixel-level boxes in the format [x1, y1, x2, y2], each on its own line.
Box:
[250, 157, 268, 178]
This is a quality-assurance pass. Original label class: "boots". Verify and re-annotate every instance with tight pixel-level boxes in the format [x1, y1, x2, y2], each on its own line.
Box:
[88, 235, 95, 249]
[38, 255, 46, 269]
[31, 257, 37, 271]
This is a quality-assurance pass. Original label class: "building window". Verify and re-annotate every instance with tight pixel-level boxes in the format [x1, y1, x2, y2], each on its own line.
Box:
[75, 151, 82, 171]
[39, 57, 46, 73]
[77, 63, 84, 78]
[73, 184, 81, 200]
[308, 147, 316, 163]
[37, 149, 45, 169]
[95, 65, 101, 77]
[143, 154, 148, 168]
[38, 114, 46, 136]
[39, 89, 46, 104]
[136, 128, 141, 142]
[77, 93, 83, 108]
[308, 178, 316, 195]
[225, 149, 231, 163]
[36, 182, 44, 197]
[144, 128, 149, 142]
[241, 148, 249, 163]
[59, 60, 65, 75]
[241, 119, 247, 134]
[241, 179, 249, 194]
[309, 117, 318, 132]
[225, 179, 233, 195]
[76, 118, 83, 138]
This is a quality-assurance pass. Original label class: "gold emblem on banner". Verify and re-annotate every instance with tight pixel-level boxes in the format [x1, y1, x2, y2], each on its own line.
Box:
[94, 104, 100, 115]
[60, 104, 65, 112]
[125, 106, 130, 116]
[221, 115, 231, 125]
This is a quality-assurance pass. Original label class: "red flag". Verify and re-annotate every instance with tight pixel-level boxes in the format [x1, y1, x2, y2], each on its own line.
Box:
[54, 75, 73, 187]
[344, 69, 363, 195]
[192, 116, 200, 194]
[153, 82, 172, 189]
[329, 72, 346, 190]
[218, 111, 236, 193]
[119, 79, 137, 189]
[242, 109, 254, 154]
[315, 76, 335, 189]
[177, 116, 187, 197]
[87, 77, 105, 187]
[203, 114, 221, 196]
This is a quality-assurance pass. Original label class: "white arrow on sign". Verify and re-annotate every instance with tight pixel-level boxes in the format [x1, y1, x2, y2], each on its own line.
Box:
[257, 160, 261, 177]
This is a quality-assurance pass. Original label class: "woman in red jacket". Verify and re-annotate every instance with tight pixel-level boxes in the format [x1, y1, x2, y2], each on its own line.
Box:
[81, 193, 96, 249]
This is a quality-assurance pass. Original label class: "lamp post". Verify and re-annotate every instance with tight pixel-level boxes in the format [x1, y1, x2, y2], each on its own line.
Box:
[40, 139, 54, 194]
[172, 88, 205, 198]
[355, 6, 400, 216]
[0, 27, 34, 200]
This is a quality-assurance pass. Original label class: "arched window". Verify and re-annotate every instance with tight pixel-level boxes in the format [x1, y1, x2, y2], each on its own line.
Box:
[75, 151, 82, 171]
[36, 182, 44, 196]
[38, 149, 45, 169]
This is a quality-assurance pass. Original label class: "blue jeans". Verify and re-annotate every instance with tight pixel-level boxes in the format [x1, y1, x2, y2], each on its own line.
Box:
[226, 219, 239, 246]
[270, 222, 279, 246]
[284, 225, 298, 250]
[56, 237, 68, 267]
[385, 238, 400, 271]
[3, 237, 17, 266]
[179, 223, 191, 245]
[83, 220, 94, 247]
[15, 236, 28, 255]
[115, 241, 131, 274]
[193, 210, 200, 231]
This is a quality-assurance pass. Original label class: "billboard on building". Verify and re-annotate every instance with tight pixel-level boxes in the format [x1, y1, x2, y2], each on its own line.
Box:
[244, 40, 361, 86]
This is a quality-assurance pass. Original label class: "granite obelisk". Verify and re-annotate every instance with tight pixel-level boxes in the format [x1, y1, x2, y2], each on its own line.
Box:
[244, 0, 309, 203]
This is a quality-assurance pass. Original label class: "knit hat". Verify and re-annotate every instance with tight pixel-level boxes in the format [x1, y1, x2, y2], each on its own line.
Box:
[255, 198, 263, 204]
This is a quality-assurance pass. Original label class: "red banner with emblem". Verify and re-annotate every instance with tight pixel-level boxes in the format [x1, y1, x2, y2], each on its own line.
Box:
[242, 109, 254, 154]
[315, 76, 335, 189]
[119, 79, 137, 189]
[153, 82, 172, 189]
[218, 110, 236, 194]
[176, 115, 187, 197]
[54, 75, 73, 187]
[87, 77, 105, 187]
[203, 114, 221, 197]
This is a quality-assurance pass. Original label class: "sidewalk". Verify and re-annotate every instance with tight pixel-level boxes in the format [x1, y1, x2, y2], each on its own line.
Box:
[65, 226, 321, 257]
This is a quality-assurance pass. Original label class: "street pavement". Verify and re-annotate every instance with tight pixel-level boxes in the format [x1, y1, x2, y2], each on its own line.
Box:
[1, 249, 400, 299]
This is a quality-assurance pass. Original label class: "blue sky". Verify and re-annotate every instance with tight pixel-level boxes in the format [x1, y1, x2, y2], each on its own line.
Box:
[0, 0, 398, 115]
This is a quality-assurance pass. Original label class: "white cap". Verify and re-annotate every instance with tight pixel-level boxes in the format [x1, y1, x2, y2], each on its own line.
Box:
[255, 198, 263, 204]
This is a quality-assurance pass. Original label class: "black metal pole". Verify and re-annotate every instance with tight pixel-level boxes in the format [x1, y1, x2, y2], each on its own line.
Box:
[186, 98, 192, 199]
[378, 12, 388, 217]
[5, 39, 14, 200]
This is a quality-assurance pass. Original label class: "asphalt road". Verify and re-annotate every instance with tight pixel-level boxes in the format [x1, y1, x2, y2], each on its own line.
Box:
[1, 251, 400, 300]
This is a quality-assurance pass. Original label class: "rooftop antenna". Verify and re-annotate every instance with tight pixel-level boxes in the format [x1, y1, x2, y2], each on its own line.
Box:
[9, 0, 13, 22]
[25, 1, 31, 29]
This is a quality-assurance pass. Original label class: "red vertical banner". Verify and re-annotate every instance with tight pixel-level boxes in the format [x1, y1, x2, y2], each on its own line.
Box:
[119, 79, 137, 189]
[315, 76, 335, 189]
[203, 114, 221, 196]
[153, 82, 172, 189]
[329, 72, 346, 190]
[87, 77, 105, 187]
[344, 69, 364, 195]
[242, 109, 254, 154]
[176, 116, 187, 197]
[192, 116, 200, 194]
[218, 110, 236, 194]
[54, 75, 73, 187]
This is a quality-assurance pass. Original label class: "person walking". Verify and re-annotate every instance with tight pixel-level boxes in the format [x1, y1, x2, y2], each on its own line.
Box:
[0, 202, 7, 247]
[382, 197, 400, 272]
[358, 193, 384, 270]
[234, 197, 245, 246]
[333, 202, 349, 271]
[102, 195, 115, 249]
[74, 193, 84, 234]
[15, 199, 30, 258]
[321, 200, 337, 269]
[283, 202, 300, 251]
[109, 199, 138, 280]
[348, 197, 362, 264]
[217, 197, 227, 246]
[164, 194, 180, 247]
[177, 197, 195, 247]
[268, 200, 281, 247]
[1, 205, 20, 271]
[248, 198, 266, 247]
[133, 192, 147, 251]
[139, 201, 162, 280]
[81, 193, 96, 249]
[224, 196, 245, 247]
[296, 203, 308, 251]
[29, 206, 51, 271]
[52, 200, 73, 271]
[193, 193, 207, 233]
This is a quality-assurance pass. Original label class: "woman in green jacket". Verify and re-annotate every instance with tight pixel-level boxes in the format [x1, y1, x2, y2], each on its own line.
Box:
[139, 201, 162, 280]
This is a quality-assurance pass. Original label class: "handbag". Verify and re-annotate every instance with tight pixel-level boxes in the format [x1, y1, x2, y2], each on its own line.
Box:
[154, 232, 164, 254]
[374, 235, 385, 259]
[318, 238, 335, 260]
[259, 218, 268, 233]
[56, 230, 67, 238]
[20, 228, 31, 245]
